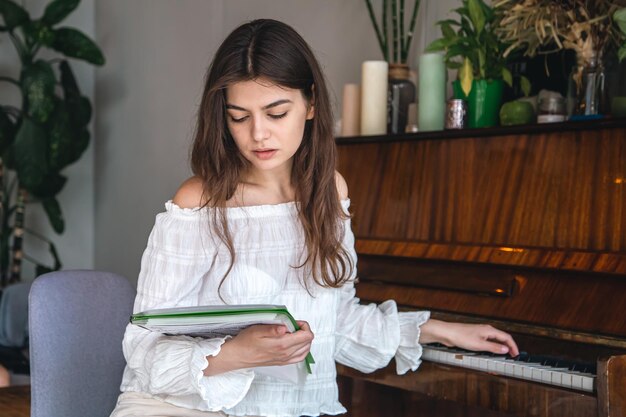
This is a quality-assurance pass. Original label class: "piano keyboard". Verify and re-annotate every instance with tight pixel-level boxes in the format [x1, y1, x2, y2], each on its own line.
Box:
[422, 345, 596, 393]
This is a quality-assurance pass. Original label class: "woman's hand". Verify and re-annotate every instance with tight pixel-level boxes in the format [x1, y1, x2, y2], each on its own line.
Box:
[420, 319, 519, 356]
[203, 321, 314, 376]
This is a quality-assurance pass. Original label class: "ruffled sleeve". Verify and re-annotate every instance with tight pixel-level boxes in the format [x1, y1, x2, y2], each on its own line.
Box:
[333, 214, 431, 375]
[120, 202, 254, 411]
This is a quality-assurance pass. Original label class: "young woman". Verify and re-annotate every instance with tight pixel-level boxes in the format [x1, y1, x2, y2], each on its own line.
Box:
[110, 19, 518, 417]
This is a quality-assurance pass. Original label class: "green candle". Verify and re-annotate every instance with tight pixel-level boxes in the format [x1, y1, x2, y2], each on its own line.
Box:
[418, 53, 446, 131]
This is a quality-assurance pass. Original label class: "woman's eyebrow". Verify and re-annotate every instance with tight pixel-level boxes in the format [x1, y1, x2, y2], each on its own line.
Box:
[225, 99, 293, 111]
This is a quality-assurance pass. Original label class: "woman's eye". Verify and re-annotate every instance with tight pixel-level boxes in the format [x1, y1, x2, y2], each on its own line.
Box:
[269, 112, 287, 120]
[230, 115, 248, 123]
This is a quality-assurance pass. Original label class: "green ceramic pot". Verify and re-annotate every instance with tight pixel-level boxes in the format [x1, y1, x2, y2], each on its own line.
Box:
[453, 79, 504, 128]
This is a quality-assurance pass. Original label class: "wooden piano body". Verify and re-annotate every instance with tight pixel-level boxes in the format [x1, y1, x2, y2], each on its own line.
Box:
[335, 120, 626, 417]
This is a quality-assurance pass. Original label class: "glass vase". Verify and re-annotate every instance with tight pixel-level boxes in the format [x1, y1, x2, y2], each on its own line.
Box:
[387, 64, 416, 134]
[571, 55, 607, 116]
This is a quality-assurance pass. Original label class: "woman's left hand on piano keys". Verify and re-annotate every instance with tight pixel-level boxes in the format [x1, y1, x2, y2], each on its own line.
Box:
[419, 319, 520, 356]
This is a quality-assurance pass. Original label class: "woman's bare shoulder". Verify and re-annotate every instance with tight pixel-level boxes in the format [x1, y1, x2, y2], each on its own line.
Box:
[335, 171, 349, 200]
[172, 176, 206, 208]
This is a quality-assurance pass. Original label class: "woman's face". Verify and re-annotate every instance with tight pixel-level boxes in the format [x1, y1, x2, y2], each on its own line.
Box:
[225, 78, 314, 178]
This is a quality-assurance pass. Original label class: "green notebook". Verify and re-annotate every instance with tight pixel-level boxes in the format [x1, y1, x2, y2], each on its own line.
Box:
[131, 304, 314, 384]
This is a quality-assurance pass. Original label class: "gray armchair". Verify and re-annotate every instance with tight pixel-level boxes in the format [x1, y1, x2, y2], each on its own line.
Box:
[29, 270, 135, 417]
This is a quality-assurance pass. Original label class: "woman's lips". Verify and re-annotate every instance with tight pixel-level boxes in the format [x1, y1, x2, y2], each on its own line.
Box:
[252, 149, 277, 160]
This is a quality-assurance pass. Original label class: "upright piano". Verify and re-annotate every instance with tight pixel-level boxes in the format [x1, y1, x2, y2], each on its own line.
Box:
[335, 120, 626, 417]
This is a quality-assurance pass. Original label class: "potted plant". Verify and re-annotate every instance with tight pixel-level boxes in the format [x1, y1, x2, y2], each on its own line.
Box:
[426, 0, 528, 128]
[0, 0, 104, 286]
[495, 0, 623, 116]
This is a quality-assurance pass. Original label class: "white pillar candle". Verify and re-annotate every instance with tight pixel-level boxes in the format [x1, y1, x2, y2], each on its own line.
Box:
[341, 83, 361, 137]
[418, 53, 446, 132]
[360, 61, 388, 135]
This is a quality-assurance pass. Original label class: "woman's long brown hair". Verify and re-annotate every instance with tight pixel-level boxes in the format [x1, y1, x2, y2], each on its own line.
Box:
[191, 19, 353, 293]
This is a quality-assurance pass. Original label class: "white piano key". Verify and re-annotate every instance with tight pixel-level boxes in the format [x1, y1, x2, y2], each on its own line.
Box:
[560, 372, 573, 388]
[571, 372, 584, 390]
[582, 375, 595, 392]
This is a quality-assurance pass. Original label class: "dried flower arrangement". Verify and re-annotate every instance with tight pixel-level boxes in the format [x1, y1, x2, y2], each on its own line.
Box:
[495, 0, 624, 88]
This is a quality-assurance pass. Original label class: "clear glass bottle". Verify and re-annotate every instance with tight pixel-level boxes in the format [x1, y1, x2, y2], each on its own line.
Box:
[572, 54, 607, 116]
[387, 64, 416, 134]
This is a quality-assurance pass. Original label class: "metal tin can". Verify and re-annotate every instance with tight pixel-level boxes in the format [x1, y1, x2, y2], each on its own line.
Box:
[445, 99, 467, 129]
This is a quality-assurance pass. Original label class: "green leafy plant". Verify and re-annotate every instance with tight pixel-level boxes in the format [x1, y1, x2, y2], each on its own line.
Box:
[0, 0, 104, 286]
[425, 0, 530, 96]
[615, 7, 626, 61]
[364, 0, 421, 64]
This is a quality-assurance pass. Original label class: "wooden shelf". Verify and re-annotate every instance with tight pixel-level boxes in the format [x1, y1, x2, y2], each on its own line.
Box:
[336, 117, 626, 145]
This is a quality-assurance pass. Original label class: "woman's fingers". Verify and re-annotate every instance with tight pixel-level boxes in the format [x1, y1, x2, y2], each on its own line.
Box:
[232, 321, 314, 367]
[486, 329, 519, 356]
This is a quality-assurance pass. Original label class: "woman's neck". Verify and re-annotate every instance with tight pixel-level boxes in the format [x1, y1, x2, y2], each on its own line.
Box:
[233, 167, 295, 206]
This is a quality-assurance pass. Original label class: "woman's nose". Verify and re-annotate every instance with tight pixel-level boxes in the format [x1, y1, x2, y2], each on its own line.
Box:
[251, 117, 270, 142]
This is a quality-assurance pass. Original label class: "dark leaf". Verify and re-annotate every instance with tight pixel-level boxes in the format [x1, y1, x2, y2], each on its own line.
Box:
[445, 45, 466, 62]
[13, 117, 48, 189]
[71, 96, 91, 126]
[60, 61, 92, 126]
[47, 99, 73, 170]
[59, 60, 80, 98]
[22, 20, 55, 47]
[619, 45, 626, 63]
[67, 128, 89, 165]
[50, 27, 105, 65]
[42, 197, 64, 234]
[441, 22, 456, 40]
[425, 38, 448, 52]
[0, 108, 16, 154]
[49, 241, 62, 269]
[36, 264, 53, 277]
[437, 19, 460, 27]
[0, 0, 29, 30]
[21, 60, 56, 123]
[521, 76, 532, 97]
[42, 0, 80, 26]
[29, 172, 66, 199]
[482, 0, 494, 22]
[502, 67, 513, 87]
[616, 8, 626, 35]
[46, 97, 90, 171]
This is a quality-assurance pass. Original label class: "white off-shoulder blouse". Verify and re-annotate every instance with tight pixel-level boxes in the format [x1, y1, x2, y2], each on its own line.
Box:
[116, 199, 430, 417]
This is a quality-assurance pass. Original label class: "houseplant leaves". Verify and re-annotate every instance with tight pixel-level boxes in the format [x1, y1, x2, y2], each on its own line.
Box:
[13, 118, 48, 190]
[50, 27, 105, 65]
[42, 0, 80, 26]
[21, 60, 56, 123]
[0, 0, 29, 31]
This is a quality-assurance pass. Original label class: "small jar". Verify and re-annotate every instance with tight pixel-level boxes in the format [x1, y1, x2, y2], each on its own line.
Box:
[537, 96, 566, 123]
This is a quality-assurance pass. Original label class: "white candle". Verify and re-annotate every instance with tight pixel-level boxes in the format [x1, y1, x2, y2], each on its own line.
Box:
[360, 61, 388, 135]
[418, 53, 446, 131]
[341, 83, 361, 137]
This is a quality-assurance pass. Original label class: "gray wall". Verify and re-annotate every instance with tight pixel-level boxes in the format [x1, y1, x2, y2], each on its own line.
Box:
[0, 0, 95, 281]
[94, 0, 457, 285]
